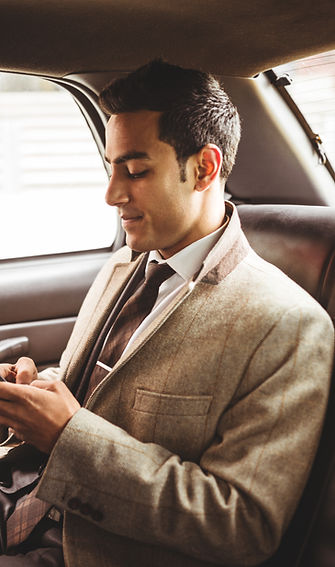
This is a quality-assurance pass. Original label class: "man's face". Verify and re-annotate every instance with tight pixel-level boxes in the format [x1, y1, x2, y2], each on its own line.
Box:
[105, 110, 205, 258]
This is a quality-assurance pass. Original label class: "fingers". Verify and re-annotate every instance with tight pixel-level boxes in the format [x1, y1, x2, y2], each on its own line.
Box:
[15, 357, 38, 384]
[30, 379, 57, 389]
[7, 427, 24, 443]
[0, 379, 72, 402]
[30, 379, 65, 391]
[0, 379, 80, 453]
[0, 381, 30, 401]
[0, 357, 38, 384]
[0, 363, 17, 382]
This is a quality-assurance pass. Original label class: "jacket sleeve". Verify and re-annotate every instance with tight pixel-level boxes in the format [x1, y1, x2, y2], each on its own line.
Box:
[36, 303, 334, 566]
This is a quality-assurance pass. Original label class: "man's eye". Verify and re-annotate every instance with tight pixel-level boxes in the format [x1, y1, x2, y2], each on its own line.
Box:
[127, 170, 148, 179]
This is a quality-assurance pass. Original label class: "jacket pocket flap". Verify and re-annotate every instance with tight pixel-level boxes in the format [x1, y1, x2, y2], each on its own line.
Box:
[133, 388, 212, 416]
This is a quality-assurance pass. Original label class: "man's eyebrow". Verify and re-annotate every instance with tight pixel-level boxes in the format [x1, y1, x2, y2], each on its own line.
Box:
[104, 151, 150, 165]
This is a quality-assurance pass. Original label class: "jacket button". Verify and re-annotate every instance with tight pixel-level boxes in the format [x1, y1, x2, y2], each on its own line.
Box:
[80, 502, 92, 516]
[68, 498, 81, 510]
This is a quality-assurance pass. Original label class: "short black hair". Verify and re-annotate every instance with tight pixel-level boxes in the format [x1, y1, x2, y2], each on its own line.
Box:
[99, 59, 241, 181]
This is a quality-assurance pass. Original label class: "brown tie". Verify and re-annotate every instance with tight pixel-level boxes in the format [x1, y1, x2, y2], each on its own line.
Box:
[6, 484, 51, 550]
[83, 261, 174, 404]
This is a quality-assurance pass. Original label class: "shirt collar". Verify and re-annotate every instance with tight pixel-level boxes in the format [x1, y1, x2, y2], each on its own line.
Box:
[148, 215, 229, 282]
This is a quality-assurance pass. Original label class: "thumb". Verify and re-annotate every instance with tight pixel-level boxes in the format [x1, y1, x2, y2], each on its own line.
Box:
[15, 357, 38, 384]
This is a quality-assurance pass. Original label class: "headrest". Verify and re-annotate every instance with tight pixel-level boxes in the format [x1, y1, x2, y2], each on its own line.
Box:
[238, 204, 335, 321]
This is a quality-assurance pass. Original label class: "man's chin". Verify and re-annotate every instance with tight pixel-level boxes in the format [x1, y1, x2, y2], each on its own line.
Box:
[126, 236, 154, 253]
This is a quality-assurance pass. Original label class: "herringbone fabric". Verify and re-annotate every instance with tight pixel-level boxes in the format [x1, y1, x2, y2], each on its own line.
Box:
[6, 485, 51, 550]
[83, 261, 174, 404]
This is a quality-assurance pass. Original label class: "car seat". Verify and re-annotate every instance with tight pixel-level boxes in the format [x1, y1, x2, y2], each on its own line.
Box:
[238, 203, 335, 567]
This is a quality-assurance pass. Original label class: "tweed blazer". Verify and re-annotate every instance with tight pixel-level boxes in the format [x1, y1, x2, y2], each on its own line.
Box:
[37, 203, 334, 567]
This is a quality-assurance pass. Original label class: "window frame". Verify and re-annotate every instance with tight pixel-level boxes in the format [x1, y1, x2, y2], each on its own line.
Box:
[265, 69, 335, 183]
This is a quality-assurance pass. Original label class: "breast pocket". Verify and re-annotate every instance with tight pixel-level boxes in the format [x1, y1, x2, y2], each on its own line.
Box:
[131, 388, 213, 461]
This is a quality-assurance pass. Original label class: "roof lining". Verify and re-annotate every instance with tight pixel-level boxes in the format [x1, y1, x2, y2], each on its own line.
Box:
[0, 0, 334, 78]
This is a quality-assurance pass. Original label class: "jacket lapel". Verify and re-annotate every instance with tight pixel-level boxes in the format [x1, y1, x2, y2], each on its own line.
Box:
[64, 256, 145, 388]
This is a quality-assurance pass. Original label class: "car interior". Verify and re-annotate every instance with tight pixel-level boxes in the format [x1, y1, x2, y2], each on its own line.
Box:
[0, 0, 335, 565]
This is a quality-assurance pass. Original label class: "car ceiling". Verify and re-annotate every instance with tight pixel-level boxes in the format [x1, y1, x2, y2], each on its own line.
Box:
[0, 0, 334, 78]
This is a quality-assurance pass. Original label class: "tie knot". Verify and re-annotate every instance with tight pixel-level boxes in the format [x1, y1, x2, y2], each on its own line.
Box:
[145, 261, 175, 288]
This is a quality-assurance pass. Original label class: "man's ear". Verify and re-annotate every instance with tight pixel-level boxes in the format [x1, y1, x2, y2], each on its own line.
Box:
[195, 144, 222, 191]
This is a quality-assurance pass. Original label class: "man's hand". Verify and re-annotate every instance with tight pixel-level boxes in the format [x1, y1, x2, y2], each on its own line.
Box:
[0, 380, 80, 454]
[0, 357, 38, 384]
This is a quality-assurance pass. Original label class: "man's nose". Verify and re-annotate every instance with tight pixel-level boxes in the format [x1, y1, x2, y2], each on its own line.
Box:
[105, 172, 129, 207]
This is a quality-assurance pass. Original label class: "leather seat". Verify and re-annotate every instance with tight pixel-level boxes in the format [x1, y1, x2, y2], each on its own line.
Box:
[238, 203, 335, 567]
[238, 204, 335, 321]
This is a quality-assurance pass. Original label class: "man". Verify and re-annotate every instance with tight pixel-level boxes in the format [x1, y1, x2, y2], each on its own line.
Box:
[0, 60, 333, 567]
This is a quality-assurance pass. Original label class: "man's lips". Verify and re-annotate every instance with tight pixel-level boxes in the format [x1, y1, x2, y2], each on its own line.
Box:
[121, 214, 143, 227]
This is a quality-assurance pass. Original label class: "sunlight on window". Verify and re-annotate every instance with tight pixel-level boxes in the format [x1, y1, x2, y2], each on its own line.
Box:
[0, 73, 116, 259]
[274, 50, 335, 169]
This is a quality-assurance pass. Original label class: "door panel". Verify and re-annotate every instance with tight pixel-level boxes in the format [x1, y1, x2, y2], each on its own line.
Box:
[0, 251, 109, 369]
[0, 319, 75, 368]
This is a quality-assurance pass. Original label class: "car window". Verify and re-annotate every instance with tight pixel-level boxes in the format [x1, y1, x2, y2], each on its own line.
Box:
[0, 73, 116, 260]
[273, 49, 335, 171]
